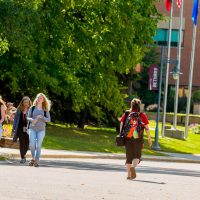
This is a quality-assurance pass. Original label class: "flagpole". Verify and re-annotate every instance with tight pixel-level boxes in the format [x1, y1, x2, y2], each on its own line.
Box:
[162, 0, 174, 137]
[173, 0, 184, 129]
[185, 25, 197, 138]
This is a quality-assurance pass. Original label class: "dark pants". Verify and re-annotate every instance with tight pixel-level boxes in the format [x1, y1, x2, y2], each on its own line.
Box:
[125, 138, 143, 164]
[18, 131, 29, 159]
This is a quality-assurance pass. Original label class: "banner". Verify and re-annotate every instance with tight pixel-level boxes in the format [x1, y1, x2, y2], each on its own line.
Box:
[148, 64, 159, 91]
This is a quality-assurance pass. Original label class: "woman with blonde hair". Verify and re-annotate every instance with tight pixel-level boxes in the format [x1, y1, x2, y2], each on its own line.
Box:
[120, 98, 152, 179]
[27, 93, 51, 167]
[12, 96, 32, 163]
[0, 96, 7, 139]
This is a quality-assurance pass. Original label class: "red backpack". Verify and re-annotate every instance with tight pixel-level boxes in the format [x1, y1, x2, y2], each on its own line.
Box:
[123, 112, 144, 139]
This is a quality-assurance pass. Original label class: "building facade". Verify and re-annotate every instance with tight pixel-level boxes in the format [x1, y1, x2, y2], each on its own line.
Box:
[155, 1, 200, 95]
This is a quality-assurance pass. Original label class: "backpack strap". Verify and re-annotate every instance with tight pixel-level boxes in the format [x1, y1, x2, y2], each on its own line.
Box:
[31, 106, 35, 117]
[136, 112, 145, 138]
[120, 110, 129, 134]
[31, 106, 46, 117]
[138, 112, 144, 126]
[26, 106, 35, 130]
[138, 112, 141, 124]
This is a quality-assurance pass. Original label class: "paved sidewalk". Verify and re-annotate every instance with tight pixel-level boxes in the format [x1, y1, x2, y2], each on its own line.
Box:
[1, 147, 200, 163]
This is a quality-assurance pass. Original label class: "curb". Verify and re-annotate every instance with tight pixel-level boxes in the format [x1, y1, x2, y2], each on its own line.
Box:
[142, 157, 200, 164]
[1, 152, 200, 164]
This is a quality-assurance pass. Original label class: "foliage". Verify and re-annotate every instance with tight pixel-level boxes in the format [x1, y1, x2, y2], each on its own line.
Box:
[146, 104, 159, 112]
[190, 123, 200, 134]
[137, 46, 160, 105]
[0, 0, 161, 126]
[178, 95, 187, 113]
[166, 86, 175, 112]
[0, 34, 9, 56]
[167, 86, 193, 113]
[192, 90, 200, 103]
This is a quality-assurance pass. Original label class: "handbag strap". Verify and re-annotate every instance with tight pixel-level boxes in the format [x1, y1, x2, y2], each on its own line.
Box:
[120, 110, 129, 135]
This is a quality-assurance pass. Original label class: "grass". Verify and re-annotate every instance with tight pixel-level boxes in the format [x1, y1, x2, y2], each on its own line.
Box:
[43, 121, 200, 155]
[0, 156, 5, 161]
[44, 123, 165, 156]
[148, 120, 200, 154]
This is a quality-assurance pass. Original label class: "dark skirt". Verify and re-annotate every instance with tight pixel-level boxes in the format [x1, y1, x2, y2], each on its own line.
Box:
[125, 137, 143, 164]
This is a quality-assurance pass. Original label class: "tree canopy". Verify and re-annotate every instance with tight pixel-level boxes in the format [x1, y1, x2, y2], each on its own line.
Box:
[0, 0, 161, 126]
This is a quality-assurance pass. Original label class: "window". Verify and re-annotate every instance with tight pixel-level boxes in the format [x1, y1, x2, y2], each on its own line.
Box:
[154, 28, 184, 47]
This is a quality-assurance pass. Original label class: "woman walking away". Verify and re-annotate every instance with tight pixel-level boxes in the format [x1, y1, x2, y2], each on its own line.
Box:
[27, 93, 51, 167]
[120, 98, 152, 180]
[12, 96, 32, 163]
[0, 96, 7, 140]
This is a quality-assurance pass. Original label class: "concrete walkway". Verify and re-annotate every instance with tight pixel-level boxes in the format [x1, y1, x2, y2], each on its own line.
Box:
[1, 147, 200, 163]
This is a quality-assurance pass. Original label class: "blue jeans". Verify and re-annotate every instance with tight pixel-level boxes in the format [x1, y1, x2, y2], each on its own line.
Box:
[0, 124, 3, 139]
[29, 129, 45, 161]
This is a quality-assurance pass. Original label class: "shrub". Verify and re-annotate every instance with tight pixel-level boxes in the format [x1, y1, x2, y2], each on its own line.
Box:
[190, 123, 200, 134]
[192, 90, 200, 103]
[146, 104, 162, 112]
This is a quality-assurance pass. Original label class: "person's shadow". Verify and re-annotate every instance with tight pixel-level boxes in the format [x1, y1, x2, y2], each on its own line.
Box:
[129, 179, 165, 184]
[4, 158, 200, 182]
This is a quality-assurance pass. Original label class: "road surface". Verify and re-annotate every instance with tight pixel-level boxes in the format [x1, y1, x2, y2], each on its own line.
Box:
[0, 158, 200, 200]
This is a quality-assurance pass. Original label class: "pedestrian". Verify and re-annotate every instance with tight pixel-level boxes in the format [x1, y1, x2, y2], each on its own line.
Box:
[5, 102, 17, 123]
[12, 96, 32, 163]
[120, 98, 152, 180]
[0, 96, 7, 140]
[27, 93, 51, 167]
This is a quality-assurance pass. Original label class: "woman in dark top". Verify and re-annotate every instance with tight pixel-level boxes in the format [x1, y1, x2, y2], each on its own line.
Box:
[12, 96, 32, 163]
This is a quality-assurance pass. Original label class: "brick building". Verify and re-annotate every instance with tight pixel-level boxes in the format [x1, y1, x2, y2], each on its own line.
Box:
[155, 1, 200, 96]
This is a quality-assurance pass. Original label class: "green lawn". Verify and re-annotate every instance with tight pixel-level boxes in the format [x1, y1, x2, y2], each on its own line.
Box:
[0, 156, 5, 161]
[148, 120, 200, 154]
[44, 124, 165, 156]
[43, 122, 200, 155]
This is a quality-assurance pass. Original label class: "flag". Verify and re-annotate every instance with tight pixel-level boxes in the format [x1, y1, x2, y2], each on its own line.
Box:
[192, 0, 199, 25]
[177, 0, 181, 8]
[165, 0, 172, 11]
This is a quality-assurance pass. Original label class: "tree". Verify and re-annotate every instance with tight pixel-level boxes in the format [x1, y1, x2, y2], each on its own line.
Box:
[0, 0, 161, 127]
[138, 46, 160, 106]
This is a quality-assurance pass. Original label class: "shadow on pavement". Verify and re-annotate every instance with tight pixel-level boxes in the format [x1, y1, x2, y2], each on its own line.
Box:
[139, 165, 200, 178]
[133, 180, 166, 185]
[2, 159, 200, 178]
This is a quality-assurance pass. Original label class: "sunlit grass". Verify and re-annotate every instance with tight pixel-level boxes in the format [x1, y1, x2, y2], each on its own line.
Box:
[43, 121, 200, 155]
[0, 156, 5, 161]
[148, 120, 200, 154]
[43, 124, 165, 156]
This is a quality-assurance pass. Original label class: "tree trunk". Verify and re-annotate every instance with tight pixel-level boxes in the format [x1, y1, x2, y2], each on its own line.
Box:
[127, 79, 133, 96]
[77, 109, 87, 129]
[127, 70, 134, 96]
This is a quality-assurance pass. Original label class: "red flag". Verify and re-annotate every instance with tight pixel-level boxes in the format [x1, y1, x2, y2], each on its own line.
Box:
[177, 0, 181, 8]
[165, 0, 172, 11]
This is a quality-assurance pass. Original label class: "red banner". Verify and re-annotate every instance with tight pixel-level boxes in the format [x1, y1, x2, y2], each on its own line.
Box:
[148, 64, 159, 91]
[165, 0, 172, 11]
